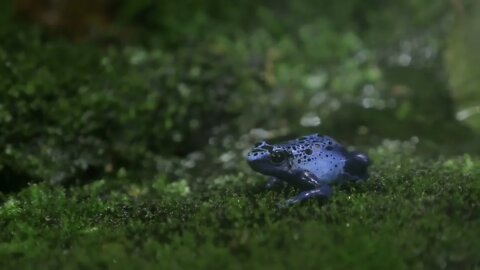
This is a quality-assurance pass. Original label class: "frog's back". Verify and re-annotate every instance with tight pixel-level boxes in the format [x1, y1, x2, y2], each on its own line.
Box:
[276, 134, 345, 183]
[280, 134, 368, 183]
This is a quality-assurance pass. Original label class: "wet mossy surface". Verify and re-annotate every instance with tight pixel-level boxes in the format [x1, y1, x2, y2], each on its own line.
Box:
[1, 0, 480, 268]
[1, 152, 479, 269]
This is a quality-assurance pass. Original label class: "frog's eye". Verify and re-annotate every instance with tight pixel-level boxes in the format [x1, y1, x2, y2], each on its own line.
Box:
[270, 151, 286, 164]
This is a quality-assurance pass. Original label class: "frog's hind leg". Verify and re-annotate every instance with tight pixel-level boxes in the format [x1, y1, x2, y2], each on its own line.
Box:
[265, 177, 284, 189]
[278, 185, 332, 208]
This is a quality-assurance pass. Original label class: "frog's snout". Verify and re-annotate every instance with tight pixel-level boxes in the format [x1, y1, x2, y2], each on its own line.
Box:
[246, 149, 268, 163]
[246, 148, 271, 172]
[352, 151, 371, 166]
[247, 141, 271, 164]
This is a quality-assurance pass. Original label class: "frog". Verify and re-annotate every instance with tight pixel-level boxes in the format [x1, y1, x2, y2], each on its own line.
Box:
[246, 134, 370, 207]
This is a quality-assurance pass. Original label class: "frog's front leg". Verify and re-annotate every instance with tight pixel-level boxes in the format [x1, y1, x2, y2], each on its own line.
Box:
[266, 177, 284, 189]
[288, 170, 324, 189]
[278, 170, 332, 208]
[278, 185, 332, 208]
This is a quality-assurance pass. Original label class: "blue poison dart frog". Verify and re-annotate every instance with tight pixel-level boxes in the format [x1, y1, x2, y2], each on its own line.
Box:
[246, 134, 370, 207]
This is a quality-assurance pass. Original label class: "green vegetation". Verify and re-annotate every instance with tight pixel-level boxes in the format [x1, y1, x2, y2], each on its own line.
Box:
[1, 149, 479, 269]
[1, 0, 479, 268]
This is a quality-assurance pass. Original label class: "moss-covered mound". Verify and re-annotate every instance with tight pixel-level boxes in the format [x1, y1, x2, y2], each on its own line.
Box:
[1, 150, 479, 269]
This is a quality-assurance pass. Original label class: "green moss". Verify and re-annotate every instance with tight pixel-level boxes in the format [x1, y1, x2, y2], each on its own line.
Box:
[0, 151, 479, 269]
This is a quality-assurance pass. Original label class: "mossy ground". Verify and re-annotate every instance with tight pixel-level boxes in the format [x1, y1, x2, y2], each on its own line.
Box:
[1, 149, 479, 269]
[1, 1, 480, 269]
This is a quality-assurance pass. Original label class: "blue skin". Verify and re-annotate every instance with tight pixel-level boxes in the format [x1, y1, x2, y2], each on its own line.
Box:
[246, 134, 370, 207]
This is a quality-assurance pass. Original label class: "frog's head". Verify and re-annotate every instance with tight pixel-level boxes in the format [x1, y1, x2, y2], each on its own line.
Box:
[344, 151, 372, 180]
[246, 141, 291, 177]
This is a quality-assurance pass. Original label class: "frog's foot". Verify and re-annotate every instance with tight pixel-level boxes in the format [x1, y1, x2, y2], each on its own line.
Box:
[277, 185, 332, 208]
[265, 177, 284, 189]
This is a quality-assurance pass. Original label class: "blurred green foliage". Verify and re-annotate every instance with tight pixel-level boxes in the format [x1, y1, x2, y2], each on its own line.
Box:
[1, 0, 477, 191]
[0, 29, 265, 190]
[446, 1, 480, 132]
